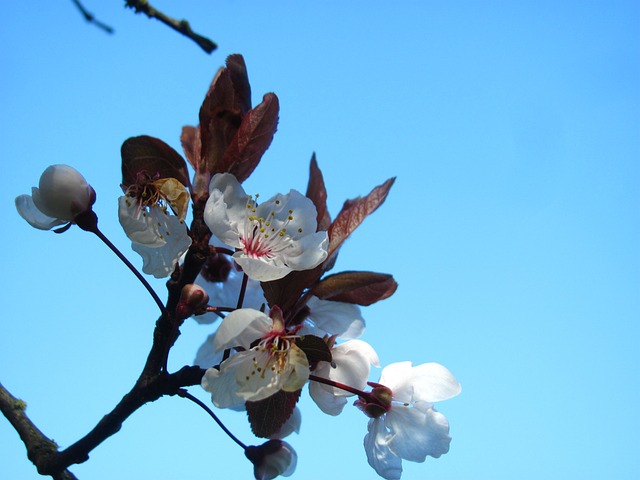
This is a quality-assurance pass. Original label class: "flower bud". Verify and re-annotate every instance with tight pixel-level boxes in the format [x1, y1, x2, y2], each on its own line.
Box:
[33, 165, 95, 220]
[244, 440, 297, 480]
[16, 164, 95, 230]
[355, 382, 393, 419]
[175, 284, 210, 319]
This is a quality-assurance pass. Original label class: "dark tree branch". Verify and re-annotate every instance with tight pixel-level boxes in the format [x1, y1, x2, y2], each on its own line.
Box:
[71, 0, 114, 34]
[0, 194, 213, 477]
[0, 367, 206, 478]
[0, 382, 78, 479]
[125, 0, 217, 54]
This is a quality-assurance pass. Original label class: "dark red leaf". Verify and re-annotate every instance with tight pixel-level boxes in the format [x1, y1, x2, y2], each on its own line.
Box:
[222, 93, 279, 183]
[180, 125, 200, 171]
[261, 265, 323, 321]
[297, 335, 332, 364]
[198, 57, 250, 178]
[306, 154, 331, 232]
[225, 54, 252, 116]
[327, 177, 395, 262]
[121, 135, 190, 189]
[311, 271, 398, 306]
[246, 389, 301, 438]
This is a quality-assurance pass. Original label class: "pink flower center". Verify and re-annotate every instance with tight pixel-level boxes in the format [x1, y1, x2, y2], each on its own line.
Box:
[241, 227, 274, 258]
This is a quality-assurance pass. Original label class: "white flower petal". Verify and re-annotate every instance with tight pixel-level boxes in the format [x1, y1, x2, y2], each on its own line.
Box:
[281, 231, 328, 271]
[305, 297, 366, 339]
[233, 254, 293, 282]
[281, 344, 311, 392]
[204, 173, 248, 248]
[378, 362, 415, 403]
[385, 403, 452, 461]
[201, 353, 248, 409]
[309, 381, 348, 416]
[15, 194, 66, 230]
[214, 308, 271, 352]
[118, 196, 166, 247]
[236, 345, 309, 403]
[310, 340, 378, 415]
[130, 221, 192, 278]
[255, 190, 318, 240]
[410, 363, 462, 403]
[364, 418, 403, 480]
[194, 333, 224, 368]
[379, 362, 461, 404]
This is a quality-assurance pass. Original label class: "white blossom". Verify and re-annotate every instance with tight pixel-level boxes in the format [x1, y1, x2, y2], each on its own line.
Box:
[201, 308, 309, 408]
[300, 296, 365, 339]
[310, 339, 379, 415]
[204, 173, 328, 281]
[118, 177, 191, 278]
[360, 362, 461, 479]
[16, 164, 95, 230]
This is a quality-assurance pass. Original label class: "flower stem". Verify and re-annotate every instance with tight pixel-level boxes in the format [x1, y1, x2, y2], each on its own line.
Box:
[308, 374, 366, 397]
[177, 389, 247, 450]
[236, 272, 249, 309]
[91, 225, 167, 316]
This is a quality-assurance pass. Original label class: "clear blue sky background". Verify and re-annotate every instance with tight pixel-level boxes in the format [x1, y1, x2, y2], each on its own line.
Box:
[1, 1, 638, 479]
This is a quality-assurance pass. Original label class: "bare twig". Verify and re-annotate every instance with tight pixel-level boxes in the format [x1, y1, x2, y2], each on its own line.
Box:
[125, 0, 217, 53]
[71, 0, 114, 34]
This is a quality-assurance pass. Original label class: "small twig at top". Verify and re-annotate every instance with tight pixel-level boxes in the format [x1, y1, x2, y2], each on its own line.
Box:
[71, 0, 115, 34]
[125, 0, 217, 54]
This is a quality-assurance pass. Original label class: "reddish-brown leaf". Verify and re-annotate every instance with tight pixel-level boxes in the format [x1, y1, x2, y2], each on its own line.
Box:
[180, 125, 199, 171]
[311, 271, 398, 306]
[327, 177, 396, 262]
[261, 264, 323, 321]
[306, 154, 331, 232]
[121, 135, 190, 189]
[246, 389, 301, 438]
[225, 54, 252, 116]
[198, 56, 252, 178]
[222, 93, 279, 183]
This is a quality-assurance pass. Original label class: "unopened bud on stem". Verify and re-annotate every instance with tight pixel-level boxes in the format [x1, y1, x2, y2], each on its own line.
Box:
[176, 284, 209, 319]
[244, 439, 297, 480]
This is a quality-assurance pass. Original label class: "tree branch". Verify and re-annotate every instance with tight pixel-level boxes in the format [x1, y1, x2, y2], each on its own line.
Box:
[125, 0, 217, 54]
[71, 0, 114, 34]
[0, 382, 78, 479]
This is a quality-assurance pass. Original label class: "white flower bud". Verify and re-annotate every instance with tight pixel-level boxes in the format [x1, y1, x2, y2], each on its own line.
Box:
[16, 164, 95, 230]
[33, 165, 94, 220]
[245, 440, 297, 480]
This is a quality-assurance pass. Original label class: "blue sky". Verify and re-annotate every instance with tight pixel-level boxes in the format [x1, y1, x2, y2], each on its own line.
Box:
[1, 1, 638, 479]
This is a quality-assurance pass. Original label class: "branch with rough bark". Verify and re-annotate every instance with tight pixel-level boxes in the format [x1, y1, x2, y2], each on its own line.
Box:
[0, 209, 210, 478]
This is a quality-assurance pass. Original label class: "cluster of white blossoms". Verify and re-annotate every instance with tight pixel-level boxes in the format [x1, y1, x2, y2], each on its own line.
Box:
[16, 163, 460, 480]
[13, 56, 460, 480]
[195, 173, 461, 480]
